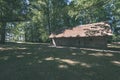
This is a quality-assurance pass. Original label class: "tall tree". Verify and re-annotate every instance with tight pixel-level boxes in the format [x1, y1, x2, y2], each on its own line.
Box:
[0, 0, 29, 43]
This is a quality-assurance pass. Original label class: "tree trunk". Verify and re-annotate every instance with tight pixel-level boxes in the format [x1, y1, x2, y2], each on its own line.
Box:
[46, 0, 51, 35]
[0, 22, 6, 44]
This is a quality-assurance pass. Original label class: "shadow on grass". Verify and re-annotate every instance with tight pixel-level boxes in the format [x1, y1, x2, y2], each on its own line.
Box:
[108, 43, 120, 51]
[0, 42, 120, 80]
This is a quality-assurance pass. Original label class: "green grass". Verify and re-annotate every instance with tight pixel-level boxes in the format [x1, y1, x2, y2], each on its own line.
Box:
[0, 42, 120, 80]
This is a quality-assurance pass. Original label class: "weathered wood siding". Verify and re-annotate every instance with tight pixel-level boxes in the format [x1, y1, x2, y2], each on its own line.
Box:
[52, 36, 107, 49]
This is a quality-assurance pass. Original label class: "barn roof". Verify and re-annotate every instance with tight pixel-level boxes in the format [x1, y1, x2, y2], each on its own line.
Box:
[49, 22, 112, 38]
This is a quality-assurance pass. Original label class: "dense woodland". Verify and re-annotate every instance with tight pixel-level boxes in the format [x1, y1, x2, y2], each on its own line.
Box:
[0, 0, 120, 43]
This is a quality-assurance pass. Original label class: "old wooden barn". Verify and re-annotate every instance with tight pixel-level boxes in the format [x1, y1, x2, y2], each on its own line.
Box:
[49, 22, 112, 49]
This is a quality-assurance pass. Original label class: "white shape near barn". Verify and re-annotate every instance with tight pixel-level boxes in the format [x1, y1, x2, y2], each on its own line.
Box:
[49, 22, 112, 49]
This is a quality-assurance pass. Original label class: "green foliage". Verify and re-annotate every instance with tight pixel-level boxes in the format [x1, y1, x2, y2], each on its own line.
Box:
[112, 34, 120, 42]
[6, 22, 26, 41]
[24, 0, 71, 42]
[0, 0, 29, 22]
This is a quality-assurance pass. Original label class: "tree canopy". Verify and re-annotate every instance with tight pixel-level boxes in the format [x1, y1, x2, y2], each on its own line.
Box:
[0, 0, 30, 22]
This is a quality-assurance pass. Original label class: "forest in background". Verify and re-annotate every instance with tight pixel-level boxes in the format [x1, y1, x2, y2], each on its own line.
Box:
[0, 0, 120, 43]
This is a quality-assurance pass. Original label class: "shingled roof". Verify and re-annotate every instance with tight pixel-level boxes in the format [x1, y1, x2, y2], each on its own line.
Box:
[49, 22, 112, 38]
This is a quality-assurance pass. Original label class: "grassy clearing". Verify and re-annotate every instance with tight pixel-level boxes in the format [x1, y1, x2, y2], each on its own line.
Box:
[0, 42, 120, 80]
